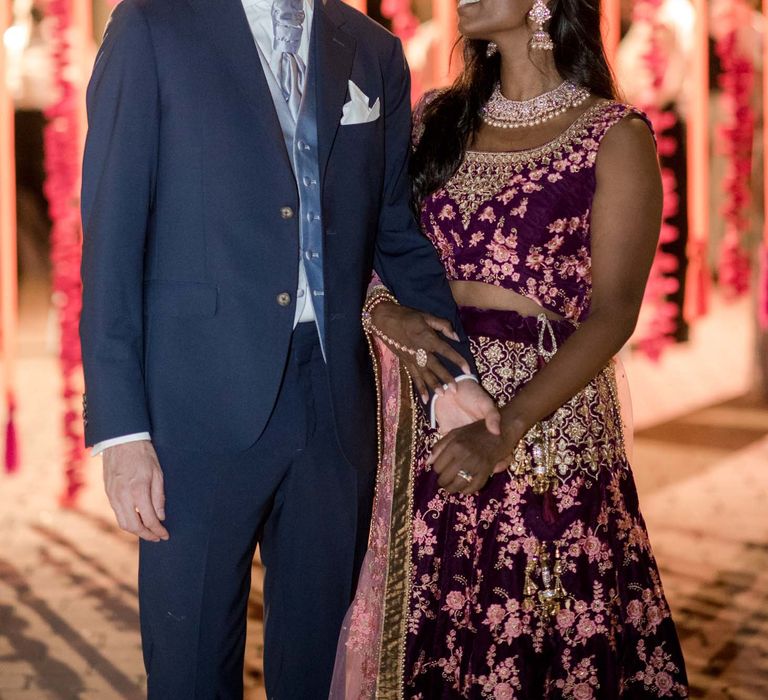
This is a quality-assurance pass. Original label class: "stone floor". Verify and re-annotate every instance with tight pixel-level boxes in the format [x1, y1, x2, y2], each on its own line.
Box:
[1, 282, 766, 699]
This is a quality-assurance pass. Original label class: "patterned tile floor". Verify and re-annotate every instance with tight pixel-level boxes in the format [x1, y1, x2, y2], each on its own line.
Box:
[1, 283, 766, 699]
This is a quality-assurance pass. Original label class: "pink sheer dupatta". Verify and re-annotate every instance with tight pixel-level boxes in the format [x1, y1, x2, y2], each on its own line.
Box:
[329, 334, 414, 700]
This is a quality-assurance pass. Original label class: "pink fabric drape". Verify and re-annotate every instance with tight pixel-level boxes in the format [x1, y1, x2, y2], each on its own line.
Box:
[329, 337, 404, 699]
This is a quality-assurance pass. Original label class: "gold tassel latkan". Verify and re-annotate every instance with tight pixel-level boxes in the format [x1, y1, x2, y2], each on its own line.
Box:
[522, 551, 539, 613]
[510, 422, 558, 495]
[523, 543, 567, 618]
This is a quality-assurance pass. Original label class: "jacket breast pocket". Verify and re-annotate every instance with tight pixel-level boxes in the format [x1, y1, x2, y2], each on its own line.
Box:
[144, 280, 218, 319]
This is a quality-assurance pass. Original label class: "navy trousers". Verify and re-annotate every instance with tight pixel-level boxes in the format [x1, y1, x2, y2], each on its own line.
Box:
[138, 324, 375, 699]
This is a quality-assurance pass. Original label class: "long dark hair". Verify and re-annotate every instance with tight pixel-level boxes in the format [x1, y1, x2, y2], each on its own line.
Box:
[411, 0, 617, 207]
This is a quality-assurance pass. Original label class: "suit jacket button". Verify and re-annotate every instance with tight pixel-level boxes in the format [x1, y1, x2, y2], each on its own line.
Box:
[280, 206, 294, 219]
[276, 292, 291, 307]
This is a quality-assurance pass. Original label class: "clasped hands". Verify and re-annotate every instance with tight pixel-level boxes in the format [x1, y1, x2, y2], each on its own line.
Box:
[371, 300, 520, 495]
[430, 382, 519, 495]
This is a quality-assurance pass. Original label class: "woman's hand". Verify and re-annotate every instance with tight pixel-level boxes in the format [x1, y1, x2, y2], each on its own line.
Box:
[371, 300, 472, 402]
[427, 418, 523, 495]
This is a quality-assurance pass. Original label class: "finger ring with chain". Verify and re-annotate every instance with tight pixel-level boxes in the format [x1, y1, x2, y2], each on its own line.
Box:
[416, 348, 428, 368]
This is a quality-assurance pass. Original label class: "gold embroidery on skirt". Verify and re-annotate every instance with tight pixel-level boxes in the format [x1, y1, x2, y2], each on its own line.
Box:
[472, 325, 627, 491]
[474, 316, 630, 621]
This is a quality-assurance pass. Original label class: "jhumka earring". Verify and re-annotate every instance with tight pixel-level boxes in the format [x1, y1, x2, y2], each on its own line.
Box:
[486, 41, 498, 58]
[528, 0, 554, 51]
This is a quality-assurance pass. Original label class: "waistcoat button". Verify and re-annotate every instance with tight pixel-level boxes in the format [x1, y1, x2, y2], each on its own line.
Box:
[276, 292, 291, 307]
[280, 206, 294, 219]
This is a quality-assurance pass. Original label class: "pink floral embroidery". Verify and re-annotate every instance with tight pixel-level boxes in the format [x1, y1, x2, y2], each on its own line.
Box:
[496, 187, 519, 205]
[626, 640, 688, 697]
[509, 198, 528, 218]
[478, 206, 497, 223]
[474, 649, 522, 698]
[552, 650, 601, 699]
[439, 203, 456, 220]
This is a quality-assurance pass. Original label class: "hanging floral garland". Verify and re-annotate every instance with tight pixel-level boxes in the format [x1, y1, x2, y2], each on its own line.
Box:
[632, 0, 682, 361]
[715, 25, 755, 299]
[2, 4, 18, 473]
[761, 0, 768, 330]
[760, 242, 768, 329]
[43, 0, 85, 506]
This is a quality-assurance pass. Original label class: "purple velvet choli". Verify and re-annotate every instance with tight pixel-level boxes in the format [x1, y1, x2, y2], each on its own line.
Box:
[419, 101, 631, 326]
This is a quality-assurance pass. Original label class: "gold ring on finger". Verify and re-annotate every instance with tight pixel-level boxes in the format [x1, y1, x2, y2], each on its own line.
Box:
[457, 470, 473, 484]
[416, 348, 428, 368]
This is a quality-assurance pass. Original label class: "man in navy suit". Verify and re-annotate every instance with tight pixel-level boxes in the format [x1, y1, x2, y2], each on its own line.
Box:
[80, 0, 497, 696]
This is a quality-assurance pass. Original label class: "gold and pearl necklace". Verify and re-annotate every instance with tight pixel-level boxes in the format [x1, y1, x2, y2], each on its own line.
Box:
[481, 81, 591, 129]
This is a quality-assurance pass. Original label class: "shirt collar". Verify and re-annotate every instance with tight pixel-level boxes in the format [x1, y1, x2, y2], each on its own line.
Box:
[242, 0, 314, 11]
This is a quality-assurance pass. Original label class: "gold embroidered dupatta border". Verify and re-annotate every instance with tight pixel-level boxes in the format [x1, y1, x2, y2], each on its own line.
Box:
[369, 339, 416, 699]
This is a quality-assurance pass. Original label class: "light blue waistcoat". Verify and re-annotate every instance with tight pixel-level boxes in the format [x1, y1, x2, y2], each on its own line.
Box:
[256, 38, 327, 355]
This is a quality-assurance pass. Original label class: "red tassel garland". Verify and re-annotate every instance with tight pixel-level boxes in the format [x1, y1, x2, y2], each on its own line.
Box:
[4, 395, 18, 474]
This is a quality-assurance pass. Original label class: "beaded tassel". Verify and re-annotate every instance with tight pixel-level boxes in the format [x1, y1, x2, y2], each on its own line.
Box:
[522, 552, 539, 613]
[528, 424, 558, 495]
[523, 543, 568, 618]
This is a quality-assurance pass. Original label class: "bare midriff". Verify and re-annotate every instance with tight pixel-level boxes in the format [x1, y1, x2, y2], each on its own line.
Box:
[449, 281, 566, 322]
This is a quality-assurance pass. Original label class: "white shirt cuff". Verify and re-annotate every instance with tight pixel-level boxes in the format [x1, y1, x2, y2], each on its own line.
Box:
[92, 432, 152, 456]
[430, 374, 479, 430]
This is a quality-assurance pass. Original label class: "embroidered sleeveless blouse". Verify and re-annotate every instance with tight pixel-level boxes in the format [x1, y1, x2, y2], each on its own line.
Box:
[417, 101, 653, 323]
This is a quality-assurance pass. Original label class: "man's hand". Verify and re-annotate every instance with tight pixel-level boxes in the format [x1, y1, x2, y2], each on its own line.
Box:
[434, 380, 501, 435]
[103, 441, 169, 542]
[370, 300, 471, 402]
[428, 418, 522, 495]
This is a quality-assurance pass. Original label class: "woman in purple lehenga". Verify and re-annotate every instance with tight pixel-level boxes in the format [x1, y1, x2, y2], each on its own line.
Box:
[330, 0, 688, 697]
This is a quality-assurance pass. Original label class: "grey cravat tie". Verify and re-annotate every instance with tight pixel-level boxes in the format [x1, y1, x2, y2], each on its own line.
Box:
[271, 0, 306, 121]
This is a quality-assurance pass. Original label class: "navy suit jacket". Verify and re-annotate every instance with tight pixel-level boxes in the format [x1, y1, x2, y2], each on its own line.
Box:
[80, 0, 473, 468]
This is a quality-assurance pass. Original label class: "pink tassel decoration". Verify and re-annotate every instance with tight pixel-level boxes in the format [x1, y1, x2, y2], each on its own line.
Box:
[759, 244, 768, 330]
[5, 395, 18, 473]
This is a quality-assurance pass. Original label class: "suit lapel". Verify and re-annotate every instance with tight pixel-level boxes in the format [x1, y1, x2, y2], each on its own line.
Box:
[314, 0, 356, 184]
[186, 0, 293, 174]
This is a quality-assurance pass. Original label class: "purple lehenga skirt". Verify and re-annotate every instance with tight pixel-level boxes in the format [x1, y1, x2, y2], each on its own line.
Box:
[330, 307, 688, 699]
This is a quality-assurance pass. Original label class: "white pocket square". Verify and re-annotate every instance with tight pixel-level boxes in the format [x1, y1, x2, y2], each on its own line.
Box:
[340, 80, 381, 126]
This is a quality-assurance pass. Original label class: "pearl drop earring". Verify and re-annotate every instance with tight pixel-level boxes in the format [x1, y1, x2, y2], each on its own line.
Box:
[528, 0, 554, 51]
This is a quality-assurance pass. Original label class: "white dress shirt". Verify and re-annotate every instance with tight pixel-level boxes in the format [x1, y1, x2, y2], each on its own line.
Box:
[92, 0, 315, 456]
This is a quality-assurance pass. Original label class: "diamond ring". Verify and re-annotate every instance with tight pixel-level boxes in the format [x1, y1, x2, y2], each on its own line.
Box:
[457, 470, 473, 484]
